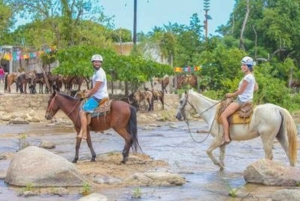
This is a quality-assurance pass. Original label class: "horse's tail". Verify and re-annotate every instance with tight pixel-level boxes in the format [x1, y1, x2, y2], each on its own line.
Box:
[127, 105, 141, 152]
[4, 73, 8, 91]
[279, 108, 298, 166]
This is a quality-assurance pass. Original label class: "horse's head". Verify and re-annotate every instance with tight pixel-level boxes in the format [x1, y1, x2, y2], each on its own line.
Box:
[45, 91, 60, 120]
[175, 90, 195, 121]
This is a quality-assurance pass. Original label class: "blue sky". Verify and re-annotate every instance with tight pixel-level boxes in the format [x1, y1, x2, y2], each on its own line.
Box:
[101, 0, 235, 35]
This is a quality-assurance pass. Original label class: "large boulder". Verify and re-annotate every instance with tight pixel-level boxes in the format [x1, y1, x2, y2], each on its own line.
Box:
[243, 159, 300, 186]
[5, 146, 85, 187]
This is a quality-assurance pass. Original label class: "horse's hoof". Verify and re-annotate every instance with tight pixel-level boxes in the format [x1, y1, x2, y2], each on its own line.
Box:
[91, 158, 96, 162]
[72, 160, 77, 163]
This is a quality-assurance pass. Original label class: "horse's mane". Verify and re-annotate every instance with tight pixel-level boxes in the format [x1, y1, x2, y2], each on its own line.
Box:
[189, 90, 219, 103]
[57, 92, 79, 101]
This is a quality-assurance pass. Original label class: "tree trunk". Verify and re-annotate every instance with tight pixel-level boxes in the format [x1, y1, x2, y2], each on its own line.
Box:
[239, 0, 250, 50]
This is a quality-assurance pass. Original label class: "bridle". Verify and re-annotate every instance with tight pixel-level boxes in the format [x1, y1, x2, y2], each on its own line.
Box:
[179, 92, 222, 143]
[179, 93, 222, 119]
[47, 93, 81, 119]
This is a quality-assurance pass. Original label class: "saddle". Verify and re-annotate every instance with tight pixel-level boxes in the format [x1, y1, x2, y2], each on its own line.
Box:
[216, 98, 254, 124]
[85, 97, 112, 124]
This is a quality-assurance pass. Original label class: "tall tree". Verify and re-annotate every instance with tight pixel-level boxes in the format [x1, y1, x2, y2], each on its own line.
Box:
[6, 0, 113, 48]
[0, 1, 14, 43]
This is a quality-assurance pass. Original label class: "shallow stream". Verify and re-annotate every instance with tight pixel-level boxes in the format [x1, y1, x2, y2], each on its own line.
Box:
[0, 120, 299, 201]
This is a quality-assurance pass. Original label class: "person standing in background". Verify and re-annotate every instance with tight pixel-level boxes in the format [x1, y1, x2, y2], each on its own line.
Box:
[0, 66, 5, 84]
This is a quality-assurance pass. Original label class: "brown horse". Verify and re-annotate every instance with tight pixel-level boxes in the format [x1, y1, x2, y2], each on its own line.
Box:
[4, 72, 18, 93]
[16, 71, 36, 94]
[153, 75, 170, 93]
[145, 88, 164, 110]
[174, 74, 198, 90]
[128, 89, 154, 112]
[45, 92, 141, 163]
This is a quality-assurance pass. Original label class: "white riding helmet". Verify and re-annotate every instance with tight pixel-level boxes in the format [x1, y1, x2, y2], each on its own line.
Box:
[241, 56, 254, 67]
[91, 54, 103, 62]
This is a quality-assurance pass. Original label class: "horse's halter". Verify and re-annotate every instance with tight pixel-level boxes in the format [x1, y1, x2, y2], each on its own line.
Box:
[46, 93, 59, 118]
[46, 93, 80, 119]
[178, 93, 197, 120]
[179, 92, 221, 120]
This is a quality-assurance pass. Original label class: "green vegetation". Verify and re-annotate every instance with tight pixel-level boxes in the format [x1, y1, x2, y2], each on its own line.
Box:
[222, 179, 240, 198]
[80, 181, 91, 195]
[131, 187, 142, 199]
[1, 0, 300, 110]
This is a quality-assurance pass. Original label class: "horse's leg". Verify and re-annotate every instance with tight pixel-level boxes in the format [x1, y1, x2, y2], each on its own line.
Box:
[219, 145, 226, 171]
[73, 133, 82, 163]
[260, 131, 276, 160]
[24, 83, 27, 94]
[206, 137, 226, 170]
[276, 132, 289, 160]
[160, 97, 164, 110]
[114, 128, 133, 164]
[85, 130, 96, 162]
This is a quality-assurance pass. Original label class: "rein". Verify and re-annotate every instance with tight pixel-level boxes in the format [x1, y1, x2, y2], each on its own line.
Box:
[182, 93, 223, 143]
[47, 93, 81, 119]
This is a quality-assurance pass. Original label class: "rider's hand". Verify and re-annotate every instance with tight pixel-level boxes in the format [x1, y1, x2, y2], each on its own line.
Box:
[225, 93, 234, 98]
[84, 90, 90, 98]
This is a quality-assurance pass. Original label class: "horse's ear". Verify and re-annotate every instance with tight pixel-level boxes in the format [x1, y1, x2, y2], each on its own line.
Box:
[184, 90, 187, 94]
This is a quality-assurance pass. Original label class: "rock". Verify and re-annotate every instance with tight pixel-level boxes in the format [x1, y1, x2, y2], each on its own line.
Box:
[94, 176, 122, 185]
[29, 116, 41, 122]
[272, 189, 300, 201]
[39, 141, 56, 149]
[78, 193, 108, 201]
[1, 114, 12, 121]
[28, 109, 36, 116]
[5, 146, 85, 187]
[243, 159, 300, 186]
[124, 172, 186, 186]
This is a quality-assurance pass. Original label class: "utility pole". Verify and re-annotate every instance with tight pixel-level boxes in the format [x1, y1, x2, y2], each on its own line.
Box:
[133, 0, 137, 45]
[203, 0, 212, 39]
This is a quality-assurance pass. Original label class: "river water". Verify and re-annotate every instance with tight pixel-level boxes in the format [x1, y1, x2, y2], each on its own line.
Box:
[0, 120, 299, 201]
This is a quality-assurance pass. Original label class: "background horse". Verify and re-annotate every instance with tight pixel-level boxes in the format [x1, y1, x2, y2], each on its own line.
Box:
[176, 90, 298, 170]
[145, 88, 164, 110]
[45, 92, 141, 163]
[128, 89, 154, 112]
[16, 71, 36, 94]
[4, 72, 18, 93]
[174, 74, 198, 90]
[153, 75, 170, 93]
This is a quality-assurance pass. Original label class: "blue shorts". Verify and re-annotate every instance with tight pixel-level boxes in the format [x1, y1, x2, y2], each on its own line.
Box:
[82, 97, 101, 113]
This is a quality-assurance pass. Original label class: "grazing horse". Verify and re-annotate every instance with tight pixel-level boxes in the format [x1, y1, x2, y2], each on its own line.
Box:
[128, 89, 154, 112]
[45, 92, 141, 163]
[4, 72, 19, 93]
[176, 90, 298, 170]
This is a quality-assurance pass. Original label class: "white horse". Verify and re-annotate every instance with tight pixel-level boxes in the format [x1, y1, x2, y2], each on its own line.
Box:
[175, 89, 298, 170]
